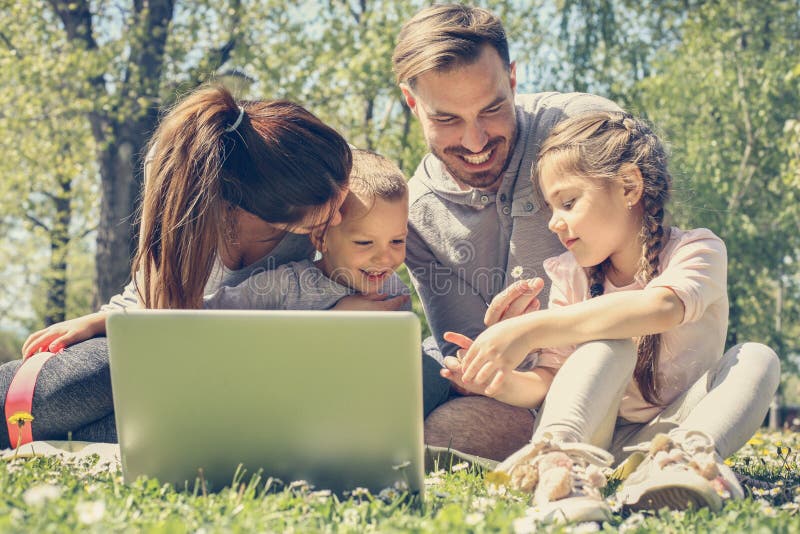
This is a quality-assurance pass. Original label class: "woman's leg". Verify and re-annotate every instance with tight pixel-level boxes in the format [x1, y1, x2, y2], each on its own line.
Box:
[0, 337, 115, 448]
[72, 413, 117, 443]
[612, 342, 780, 459]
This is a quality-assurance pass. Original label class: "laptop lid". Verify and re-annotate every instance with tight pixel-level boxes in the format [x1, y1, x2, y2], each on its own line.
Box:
[106, 310, 423, 495]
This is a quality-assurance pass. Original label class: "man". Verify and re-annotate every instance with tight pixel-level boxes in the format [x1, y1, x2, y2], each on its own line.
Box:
[393, 4, 620, 460]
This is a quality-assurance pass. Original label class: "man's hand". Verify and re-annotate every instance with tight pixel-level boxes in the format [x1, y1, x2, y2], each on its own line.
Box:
[332, 293, 409, 311]
[484, 277, 544, 326]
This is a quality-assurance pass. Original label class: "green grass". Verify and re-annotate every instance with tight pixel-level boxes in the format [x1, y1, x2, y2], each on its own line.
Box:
[1, 431, 798, 533]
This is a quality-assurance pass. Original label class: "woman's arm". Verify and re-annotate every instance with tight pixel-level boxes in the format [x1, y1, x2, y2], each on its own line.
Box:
[21, 311, 109, 358]
[458, 287, 685, 386]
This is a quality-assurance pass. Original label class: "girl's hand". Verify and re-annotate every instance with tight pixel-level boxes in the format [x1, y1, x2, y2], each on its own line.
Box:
[484, 277, 544, 326]
[441, 355, 498, 397]
[21, 312, 107, 359]
[438, 333, 481, 396]
[332, 293, 409, 311]
[444, 319, 534, 396]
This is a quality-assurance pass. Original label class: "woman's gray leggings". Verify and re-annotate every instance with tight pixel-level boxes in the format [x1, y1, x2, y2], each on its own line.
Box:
[0, 338, 117, 448]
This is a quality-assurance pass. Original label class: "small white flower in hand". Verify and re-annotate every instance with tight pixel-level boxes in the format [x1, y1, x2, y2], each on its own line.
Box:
[510, 265, 524, 279]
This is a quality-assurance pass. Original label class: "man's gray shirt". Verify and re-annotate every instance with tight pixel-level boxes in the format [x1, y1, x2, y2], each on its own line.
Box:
[405, 92, 621, 358]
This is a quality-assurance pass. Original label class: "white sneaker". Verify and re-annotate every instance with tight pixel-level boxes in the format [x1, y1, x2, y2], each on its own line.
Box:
[495, 434, 614, 523]
[616, 430, 744, 512]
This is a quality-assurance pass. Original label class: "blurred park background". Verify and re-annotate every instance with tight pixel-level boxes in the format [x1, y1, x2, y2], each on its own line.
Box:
[0, 0, 798, 412]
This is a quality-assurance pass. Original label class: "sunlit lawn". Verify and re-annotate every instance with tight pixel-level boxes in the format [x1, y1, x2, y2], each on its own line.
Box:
[0, 430, 798, 533]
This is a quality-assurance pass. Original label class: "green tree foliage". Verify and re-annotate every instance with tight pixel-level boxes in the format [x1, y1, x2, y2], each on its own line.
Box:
[0, 328, 25, 364]
[0, 0, 247, 327]
[637, 1, 800, 358]
[0, 3, 99, 327]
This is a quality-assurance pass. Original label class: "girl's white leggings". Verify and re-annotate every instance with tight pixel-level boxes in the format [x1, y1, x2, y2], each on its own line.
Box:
[533, 339, 781, 461]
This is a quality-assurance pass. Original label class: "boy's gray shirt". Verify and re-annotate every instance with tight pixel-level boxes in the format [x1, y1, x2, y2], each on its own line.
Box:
[203, 259, 412, 311]
[406, 92, 621, 358]
[100, 233, 316, 311]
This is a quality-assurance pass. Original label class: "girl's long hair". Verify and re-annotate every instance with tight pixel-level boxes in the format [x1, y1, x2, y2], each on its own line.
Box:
[132, 85, 351, 309]
[533, 111, 672, 405]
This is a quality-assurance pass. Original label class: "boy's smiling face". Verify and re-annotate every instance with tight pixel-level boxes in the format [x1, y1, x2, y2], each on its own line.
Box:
[313, 193, 408, 297]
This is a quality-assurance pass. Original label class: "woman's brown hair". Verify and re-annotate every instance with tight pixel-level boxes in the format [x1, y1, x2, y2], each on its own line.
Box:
[132, 85, 351, 309]
[533, 111, 672, 405]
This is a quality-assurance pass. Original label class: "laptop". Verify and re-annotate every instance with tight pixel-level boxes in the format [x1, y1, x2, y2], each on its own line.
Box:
[106, 310, 423, 495]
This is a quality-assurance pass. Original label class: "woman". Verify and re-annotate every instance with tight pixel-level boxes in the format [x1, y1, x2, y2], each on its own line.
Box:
[2, 85, 403, 448]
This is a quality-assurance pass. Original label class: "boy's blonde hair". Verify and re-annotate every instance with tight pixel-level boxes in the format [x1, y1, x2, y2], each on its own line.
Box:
[534, 111, 672, 406]
[392, 4, 510, 86]
[348, 149, 408, 206]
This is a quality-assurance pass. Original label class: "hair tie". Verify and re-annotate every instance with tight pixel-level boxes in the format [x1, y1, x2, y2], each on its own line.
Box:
[224, 106, 245, 133]
[622, 117, 636, 132]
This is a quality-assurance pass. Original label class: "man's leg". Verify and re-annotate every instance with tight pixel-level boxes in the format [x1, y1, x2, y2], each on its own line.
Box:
[424, 395, 535, 461]
[421, 336, 451, 417]
[0, 337, 115, 448]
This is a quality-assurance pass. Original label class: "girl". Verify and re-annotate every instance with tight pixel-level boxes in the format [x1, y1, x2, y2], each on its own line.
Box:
[2, 86, 404, 449]
[441, 111, 780, 521]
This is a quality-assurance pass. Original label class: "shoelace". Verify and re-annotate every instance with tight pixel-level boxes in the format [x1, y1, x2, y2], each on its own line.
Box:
[506, 435, 614, 500]
[623, 430, 731, 497]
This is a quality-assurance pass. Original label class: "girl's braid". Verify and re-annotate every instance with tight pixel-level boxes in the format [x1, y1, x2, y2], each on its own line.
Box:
[588, 260, 609, 297]
[632, 122, 671, 405]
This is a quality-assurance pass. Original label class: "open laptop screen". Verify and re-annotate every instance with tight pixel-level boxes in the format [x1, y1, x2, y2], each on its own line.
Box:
[107, 310, 423, 495]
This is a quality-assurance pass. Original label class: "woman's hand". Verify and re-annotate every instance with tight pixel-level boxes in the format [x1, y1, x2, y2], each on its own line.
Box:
[484, 277, 544, 326]
[443, 317, 536, 396]
[21, 312, 107, 359]
[331, 293, 409, 311]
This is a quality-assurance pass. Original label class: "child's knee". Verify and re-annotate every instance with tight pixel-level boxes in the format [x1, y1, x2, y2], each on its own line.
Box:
[729, 342, 780, 391]
[578, 339, 637, 374]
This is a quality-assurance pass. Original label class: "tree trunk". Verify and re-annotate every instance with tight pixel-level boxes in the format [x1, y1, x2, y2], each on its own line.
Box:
[92, 0, 175, 303]
[44, 176, 72, 325]
[94, 126, 147, 304]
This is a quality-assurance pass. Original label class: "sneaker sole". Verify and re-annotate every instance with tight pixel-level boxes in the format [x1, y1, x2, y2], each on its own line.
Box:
[624, 486, 721, 512]
[535, 496, 613, 524]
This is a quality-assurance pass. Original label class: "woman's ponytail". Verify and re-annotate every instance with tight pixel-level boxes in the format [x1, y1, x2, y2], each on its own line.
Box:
[133, 86, 240, 309]
[131, 85, 351, 310]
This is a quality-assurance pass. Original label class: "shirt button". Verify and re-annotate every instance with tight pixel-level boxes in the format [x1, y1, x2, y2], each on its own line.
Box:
[502, 206, 511, 215]
[500, 193, 507, 202]
[525, 202, 534, 212]
[480, 195, 490, 204]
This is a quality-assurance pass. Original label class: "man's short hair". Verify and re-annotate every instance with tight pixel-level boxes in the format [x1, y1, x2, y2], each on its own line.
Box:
[392, 3, 510, 87]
